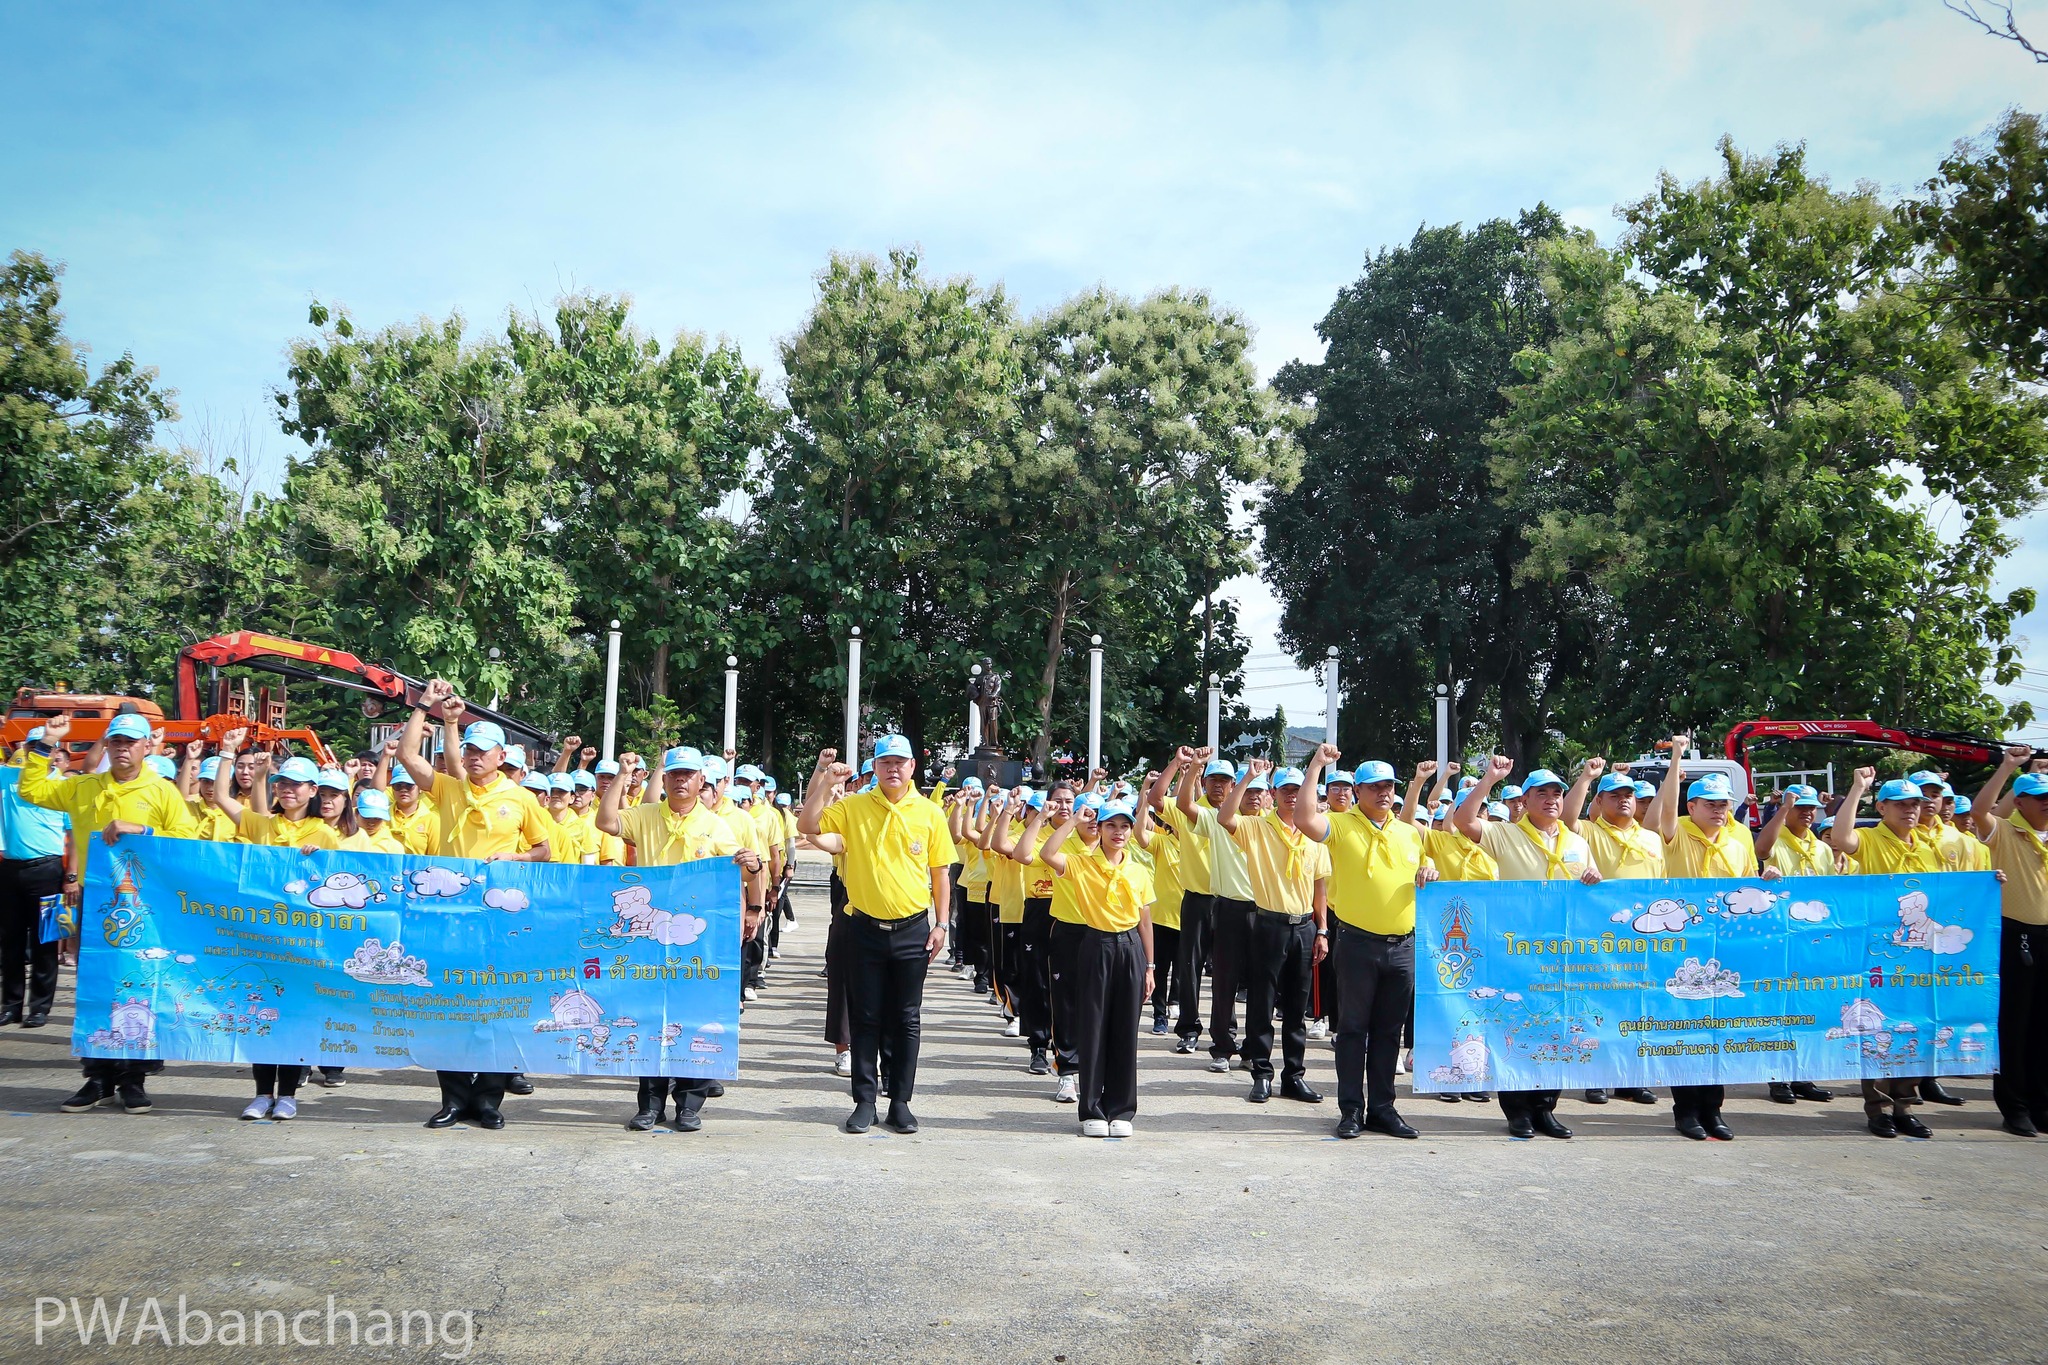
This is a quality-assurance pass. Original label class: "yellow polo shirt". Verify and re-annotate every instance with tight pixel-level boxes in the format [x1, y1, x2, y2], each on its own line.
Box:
[1665, 815, 1758, 879]
[1146, 824, 1183, 931]
[1321, 809, 1423, 934]
[341, 826, 406, 855]
[1474, 817, 1591, 882]
[817, 787, 954, 920]
[1183, 803, 1254, 902]
[547, 808, 592, 864]
[1584, 817, 1665, 880]
[990, 823, 1027, 924]
[237, 810, 344, 850]
[1231, 810, 1331, 918]
[1987, 813, 2048, 926]
[1851, 822, 1943, 876]
[18, 752, 198, 867]
[1767, 826, 1835, 877]
[430, 772, 553, 861]
[1169, 797, 1215, 896]
[618, 801, 739, 866]
[389, 801, 442, 856]
[1057, 843, 1154, 933]
[1424, 827, 1497, 882]
[187, 799, 239, 844]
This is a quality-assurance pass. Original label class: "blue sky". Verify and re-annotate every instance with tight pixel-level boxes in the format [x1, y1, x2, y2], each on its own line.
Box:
[5, 1, 2046, 734]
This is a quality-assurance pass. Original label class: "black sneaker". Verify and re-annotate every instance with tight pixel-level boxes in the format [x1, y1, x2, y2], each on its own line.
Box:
[1027, 1051, 1050, 1076]
[116, 1082, 153, 1114]
[60, 1079, 111, 1113]
[1172, 1036, 1198, 1054]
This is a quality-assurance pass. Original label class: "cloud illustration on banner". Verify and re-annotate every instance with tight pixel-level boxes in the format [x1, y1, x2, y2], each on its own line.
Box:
[284, 879, 307, 895]
[1722, 886, 1782, 917]
[1609, 908, 1632, 923]
[308, 872, 374, 909]
[482, 887, 529, 913]
[409, 867, 472, 898]
[1634, 898, 1690, 934]
[1788, 900, 1829, 923]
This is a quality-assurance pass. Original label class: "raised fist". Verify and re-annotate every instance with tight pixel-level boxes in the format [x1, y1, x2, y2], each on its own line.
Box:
[40, 714, 71, 743]
[1414, 759, 1438, 779]
[419, 678, 454, 708]
[1315, 742, 1340, 765]
[1487, 754, 1514, 781]
[220, 726, 249, 754]
[563, 734, 582, 752]
[1582, 756, 1607, 779]
[1853, 766, 1877, 786]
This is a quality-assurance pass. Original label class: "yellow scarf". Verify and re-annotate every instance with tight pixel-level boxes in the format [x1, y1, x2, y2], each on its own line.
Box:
[1263, 810, 1307, 882]
[1775, 826, 1831, 874]
[2012, 811, 2048, 868]
[453, 776, 524, 841]
[1513, 816, 1573, 880]
[1594, 816, 1661, 870]
[1678, 815, 1750, 877]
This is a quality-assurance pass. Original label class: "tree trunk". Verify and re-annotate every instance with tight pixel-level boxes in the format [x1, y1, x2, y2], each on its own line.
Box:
[758, 645, 777, 775]
[1032, 571, 1072, 771]
[649, 642, 669, 701]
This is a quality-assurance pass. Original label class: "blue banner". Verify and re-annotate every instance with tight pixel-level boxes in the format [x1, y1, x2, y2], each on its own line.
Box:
[72, 837, 742, 1079]
[1413, 873, 2001, 1093]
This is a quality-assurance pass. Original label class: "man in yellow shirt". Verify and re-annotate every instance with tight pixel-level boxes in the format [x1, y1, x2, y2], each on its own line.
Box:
[974, 792, 1030, 1044]
[20, 713, 198, 1115]
[1217, 758, 1331, 1107]
[1296, 745, 1426, 1139]
[1748, 783, 1842, 1107]
[802, 735, 954, 1136]
[597, 745, 763, 1133]
[1168, 747, 1259, 1073]
[1972, 749, 2048, 1136]
[1135, 771, 1183, 1037]
[1150, 753, 1222, 1056]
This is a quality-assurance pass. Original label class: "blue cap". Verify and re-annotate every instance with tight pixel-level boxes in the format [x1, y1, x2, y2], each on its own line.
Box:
[461, 721, 506, 752]
[763, 776, 777, 791]
[1458, 775, 1478, 791]
[548, 773, 574, 792]
[736, 763, 765, 782]
[873, 734, 914, 761]
[389, 767, 416, 786]
[596, 759, 620, 776]
[776, 793, 791, 806]
[1432, 801, 1450, 818]
[1325, 768, 1355, 786]
[275, 757, 320, 784]
[2015, 774, 2048, 797]
[1353, 760, 1395, 785]
[663, 746, 704, 774]
[571, 770, 596, 790]
[503, 744, 528, 769]
[700, 756, 728, 783]
[962, 776, 984, 790]
[1876, 778, 1923, 803]
[314, 768, 351, 792]
[1203, 759, 1235, 779]
[1245, 776, 1270, 792]
[859, 759, 874, 776]
[355, 788, 390, 820]
[105, 714, 152, 742]
[1485, 801, 1509, 820]
[1633, 780, 1656, 799]
[1938, 783, 1955, 799]
[1499, 784, 1525, 800]
[1951, 794, 1973, 814]
[1596, 773, 1633, 794]
[1077, 793, 1104, 813]
[1274, 767, 1305, 789]
[1686, 774, 1734, 801]
[1026, 790, 1045, 810]
[1784, 783, 1823, 808]
[198, 756, 221, 782]
[520, 774, 549, 793]
[1098, 800, 1137, 824]
[144, 755, 176, 779]
[1907, 770, 1943, 788]
[1525, 770, 1567, 791]
[25, 725, 45, 742]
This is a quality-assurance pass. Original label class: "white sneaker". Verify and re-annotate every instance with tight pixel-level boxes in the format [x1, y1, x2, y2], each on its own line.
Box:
[240, 1096, 272, 1121]
[1002, 1018, 1021, 1038]
[741, 986, 759, 1002]
[833, 1051, 852, 1077]
[1397, 1048, 1412, 1075]
[1080, 1118, 1109, 1137]
[1306, 1020, 1328, 1040]
[1207, 1056, 1231, 1073]
[271, 1097, 298, 1121]
[1107, 1119, 1133, 1138]
[769, 947, 782, 959]
[1055, 1074, 1079, 1104]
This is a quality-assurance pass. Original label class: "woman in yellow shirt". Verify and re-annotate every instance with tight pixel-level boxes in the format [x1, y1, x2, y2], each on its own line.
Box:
[341, 788, 406, 855]
[1039, 798, 1154, 1137]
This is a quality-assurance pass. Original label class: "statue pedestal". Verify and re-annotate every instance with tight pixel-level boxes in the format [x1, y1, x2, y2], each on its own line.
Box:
[967, 749, 1026, 790]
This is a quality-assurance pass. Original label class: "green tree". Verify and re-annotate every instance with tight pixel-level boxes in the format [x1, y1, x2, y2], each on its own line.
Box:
[1267, 705, 1291, 764]
[1491, 138, 2048, 747]
[1911, 109, 2048, 379]
[1260, 210, 1578, 768]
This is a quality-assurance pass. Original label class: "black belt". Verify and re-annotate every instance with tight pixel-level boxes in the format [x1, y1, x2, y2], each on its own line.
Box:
[1337, 924, 1415, 942]
[1256, 909, 1314, 927]
[2, 855, 62, 869]
[850, 907, 930, 931]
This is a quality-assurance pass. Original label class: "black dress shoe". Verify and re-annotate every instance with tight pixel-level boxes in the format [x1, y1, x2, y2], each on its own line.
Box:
[704, 1080, 726, 1099]
[116, 1083, 152, 1114]
[1917, 1080, 1963, 1106]
[1468, 1091, 1492, 1102]
[1280, 1077, 1323, 1104]
[1867, 1112, 1897, 1138]
[1703, 1113, 1734, 1141]
[1366, 1111, 1418, 1140]
[884, 1103, 918, 1134]
[1531, 1111, 1572, 1140]
[1437, 1091, 1464, 1103]
[626, 1080, 662, 1132]
[1790, 1081, 1833, 1102]
[1895, 1113, 1933, 1139]
[425, 1104, 465, 1129]
[1768, 1082, 1796, 1104]
[0, 1007, 21, 1026]
[1507, 1114, 1535, 1139]
[1617, 1088, 1657, 1104]
[1675, 1114, 1708, 1140]
[843, 1102, 876, 1134]
[1247, 1077, 1272, 1104]
[505, 1073, 535, 1096]
[470, 1097, 506, 1129]
[60, 1079, 111, 1112]
[1335, 1109, 1364, 1139]
[672, 1101, 704, 1133]
[22, 1013, 47, 1029]
[2001, 1113, 2038, 1138]
[1583, 1088, 1609, 1104]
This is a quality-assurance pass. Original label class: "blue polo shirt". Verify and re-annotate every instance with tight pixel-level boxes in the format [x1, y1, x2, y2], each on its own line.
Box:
[0, 766, 69, 861]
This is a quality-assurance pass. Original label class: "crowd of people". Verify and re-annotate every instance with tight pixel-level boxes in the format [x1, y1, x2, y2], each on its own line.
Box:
[2, 688, 2045, 1146]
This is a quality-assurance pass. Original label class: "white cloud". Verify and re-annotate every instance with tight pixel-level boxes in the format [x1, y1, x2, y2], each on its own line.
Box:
[1609, 908, 1632, 923]
[1722, 886, 1781, 917]
[408, 866, 471, 898]
[1634, 898, 1690, 934]
[482, 887, 529, 913]
[307, 872, 374, 909]
[1788, 900, 1829, 923]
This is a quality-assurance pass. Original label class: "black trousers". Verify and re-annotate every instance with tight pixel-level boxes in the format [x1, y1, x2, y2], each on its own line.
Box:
[1175, 892, 1212, 1042]
[976, 896, 997, 988]
[0, 856, 62, 1017]
[1071, 926, 1145, 1123]
[846, 910, 930, 1108]
[766, 879, 790, 953]
[1314, 934, 1339, 1024]
[1498, 1089, 1560, 1121]
[83, 1058, 152, 1084]
[1996, 917, 2048, 1123]
[252, 1064, 306, 1096]
[947, 878, 967, 964]
[1017, 899, 1054, 1052]
[1243, 912, 1313, 1082]
[1150, 924, 1181, 1020]
[997, 920, 1020, 1009]
[1049, 919, 1083, 1074]
[958, 887, 988, 979]
[825, 890, 852, 1047]
[1207, 896, 1255, 1061]
[1671, 1084, 1725, 1120]
[1334, 924, 1415, 1116]
[436, 1070, 508, 1111]
[743, 920, 766, 988]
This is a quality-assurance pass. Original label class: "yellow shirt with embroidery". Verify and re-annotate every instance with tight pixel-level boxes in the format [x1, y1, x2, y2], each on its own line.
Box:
[547, 808, 592, 864]
[1168, 795, 1215, 896]
[1987, 813, 2048, 926]
[1145, 822, 1183, 931]
[1321, 808, 1423, 934]
[237, 809, 344, 850]
[429, 772, 553, 861]
[341, 826, 407, 856]
[1047, 828, 1097, 924]
[1474, 817, 1591, 882]
[1584, 817, 1666, 880]
[817, 788, 954, 920]
[1850, 822, 1944, 876]
[389, 801, 442, 856]
[1424, 827, 1497, 882]
[186, 798, 239, 844]
[1230, 810, 1331, 918]
[1665, 815, 1758, 879]
[617, 801, 740, 866]
[1057, 843, 1154, 933]
[18, 752, 198, 868]
[990, 821, 1027, 924]
[1183, 802, 1254, 902]
[1766, 826, 1836, 878]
